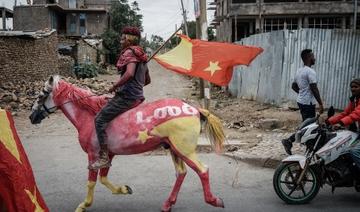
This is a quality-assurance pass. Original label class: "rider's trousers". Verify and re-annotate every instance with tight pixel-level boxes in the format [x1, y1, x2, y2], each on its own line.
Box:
[94, 93, 143, 145]
[350, 144, 360, 170]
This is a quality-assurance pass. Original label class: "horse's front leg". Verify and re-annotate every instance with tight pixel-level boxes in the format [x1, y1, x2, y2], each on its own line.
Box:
[75, 169, 98, 212]
[99, 154, 133, 195]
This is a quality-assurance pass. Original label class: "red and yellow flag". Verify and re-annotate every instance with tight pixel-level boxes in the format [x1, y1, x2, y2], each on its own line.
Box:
[0, 109, 48, 212]
[154, 35, 263, 86]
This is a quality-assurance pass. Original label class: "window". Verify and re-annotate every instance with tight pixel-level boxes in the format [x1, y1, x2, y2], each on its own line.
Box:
[263, 0, 298, 2]
[264, 18, 298, 32]
[308, 17, 343, 29]
[232, 0, 256, 3]
[79, 13, 86, 35]
[50, 11, 57, 30]
[69, 13, 77, 33]
[69, 0, 76, 8]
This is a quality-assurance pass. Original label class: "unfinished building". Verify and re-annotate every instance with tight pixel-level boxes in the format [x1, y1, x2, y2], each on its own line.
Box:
[211, 0, 360, 42]
[13, 0, 110, 37]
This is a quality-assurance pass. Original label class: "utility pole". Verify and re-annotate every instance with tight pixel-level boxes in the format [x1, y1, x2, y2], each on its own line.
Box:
[196, 0, 210, 109]
[180, 0, 189, 36]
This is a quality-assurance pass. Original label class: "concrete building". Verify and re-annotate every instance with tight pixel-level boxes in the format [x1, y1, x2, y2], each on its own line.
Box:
[211, 0, 360, 42]
[13, 0, 110, 36]
[0, 7, 13, 31]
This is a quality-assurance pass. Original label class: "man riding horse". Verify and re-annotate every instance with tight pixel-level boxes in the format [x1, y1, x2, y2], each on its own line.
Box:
[90, 26, 151, 170]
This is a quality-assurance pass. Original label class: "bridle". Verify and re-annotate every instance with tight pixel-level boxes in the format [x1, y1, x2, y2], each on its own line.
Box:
[37, 89, 103, 115]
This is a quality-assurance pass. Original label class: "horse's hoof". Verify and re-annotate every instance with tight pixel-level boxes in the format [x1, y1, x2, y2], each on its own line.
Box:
[161, 206, 171, 212]
[161, 202, 172, 212]
[75, 207, 85, 212]
[125, 185, 133, 194]
[217, 198, 225, 208]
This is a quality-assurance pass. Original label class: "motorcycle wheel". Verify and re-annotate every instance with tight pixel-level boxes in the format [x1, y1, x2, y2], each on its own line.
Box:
[273, 162, 320, 204]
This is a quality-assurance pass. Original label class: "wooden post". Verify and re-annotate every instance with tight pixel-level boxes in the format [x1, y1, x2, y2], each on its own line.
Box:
[199, 0, 210, 109]
[196, 2, 204, 99]
[180, 0, 189, 36]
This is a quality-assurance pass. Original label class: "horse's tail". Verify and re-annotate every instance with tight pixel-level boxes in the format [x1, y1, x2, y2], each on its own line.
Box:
[198, 108, 225, 154]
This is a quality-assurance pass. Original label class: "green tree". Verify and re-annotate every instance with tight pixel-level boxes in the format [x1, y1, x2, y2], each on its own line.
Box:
[179, 21, 216, 41]
[101, 0, 143, 64]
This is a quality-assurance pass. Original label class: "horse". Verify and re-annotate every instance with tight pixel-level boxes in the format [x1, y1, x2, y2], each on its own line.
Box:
[29, 75, 226, 212]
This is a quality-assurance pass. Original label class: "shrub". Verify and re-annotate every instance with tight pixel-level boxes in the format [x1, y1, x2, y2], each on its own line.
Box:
[73, 63, 99, 79]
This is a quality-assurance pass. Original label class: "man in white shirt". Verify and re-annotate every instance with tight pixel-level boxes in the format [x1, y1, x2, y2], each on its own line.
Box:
[282, 49, 324, 155]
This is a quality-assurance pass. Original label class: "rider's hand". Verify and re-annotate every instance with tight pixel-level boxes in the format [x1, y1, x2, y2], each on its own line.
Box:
[332, 123, 342, 130]
[319, 104, 324, 114]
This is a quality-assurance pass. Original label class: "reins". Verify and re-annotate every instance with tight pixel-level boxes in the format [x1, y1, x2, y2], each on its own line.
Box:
[42, 93, 110, 113]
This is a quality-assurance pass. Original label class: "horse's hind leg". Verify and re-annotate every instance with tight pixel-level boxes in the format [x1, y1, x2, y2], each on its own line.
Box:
[99, 154, 132, 195]
[169, 139, 224, 208]
[162, 151, 187, 212]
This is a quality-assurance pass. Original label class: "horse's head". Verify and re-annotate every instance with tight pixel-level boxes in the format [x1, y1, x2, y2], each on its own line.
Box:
[29, 75, 59, 124]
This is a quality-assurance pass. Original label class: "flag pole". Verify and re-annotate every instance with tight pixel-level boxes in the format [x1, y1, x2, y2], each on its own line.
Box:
[147, 26, 182, 63]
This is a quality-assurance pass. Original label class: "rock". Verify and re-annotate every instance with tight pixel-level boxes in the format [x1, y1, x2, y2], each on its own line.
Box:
[2, 95, 13, 103]
[272, 129, 282, 132]
[259, 118, 281, 130]
[9, 102, 19, 109]
[239, 127, 248, 132]
[12, 93, 18, 102]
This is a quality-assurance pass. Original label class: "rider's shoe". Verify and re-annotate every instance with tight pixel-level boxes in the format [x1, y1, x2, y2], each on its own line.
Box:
[282, 138, 293, 155]
[88, 145, 111, 170]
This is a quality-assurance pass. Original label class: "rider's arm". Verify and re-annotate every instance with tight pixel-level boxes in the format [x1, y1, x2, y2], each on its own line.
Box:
[337, 104, 360, 126]
[328, 102, 353, 126]
[291, 82, 299, 93]
[144, 68, 151, 86]
[310, 83, 323, 107]
[111, 63, 136, 90]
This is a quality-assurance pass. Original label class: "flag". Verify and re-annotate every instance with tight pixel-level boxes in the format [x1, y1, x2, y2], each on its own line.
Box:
[154, 35, 263, 86]
[0, 109, 48, 212]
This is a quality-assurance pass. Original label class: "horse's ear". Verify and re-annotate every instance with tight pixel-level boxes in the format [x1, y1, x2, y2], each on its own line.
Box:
[49, 76, 54, 85]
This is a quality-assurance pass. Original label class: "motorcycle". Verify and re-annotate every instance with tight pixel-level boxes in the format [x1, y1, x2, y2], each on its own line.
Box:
[273, 107, 360, 204]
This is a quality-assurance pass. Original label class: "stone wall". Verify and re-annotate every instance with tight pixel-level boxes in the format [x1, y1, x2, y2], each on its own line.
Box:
[58, 55, 75, 77]
[0, 31, 59, 84]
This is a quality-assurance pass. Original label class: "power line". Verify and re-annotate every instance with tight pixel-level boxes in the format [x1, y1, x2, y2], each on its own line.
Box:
[147, 12, 182, 36]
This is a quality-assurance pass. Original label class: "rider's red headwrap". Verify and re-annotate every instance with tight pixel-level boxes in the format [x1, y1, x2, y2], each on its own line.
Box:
[122, 26, 141, 37]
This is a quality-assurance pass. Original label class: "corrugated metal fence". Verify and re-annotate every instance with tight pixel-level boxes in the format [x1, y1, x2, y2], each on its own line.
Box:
[229, 29, 360, 109]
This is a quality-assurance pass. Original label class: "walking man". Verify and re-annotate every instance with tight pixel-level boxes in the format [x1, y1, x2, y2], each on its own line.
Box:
[282, 49, 324, 155]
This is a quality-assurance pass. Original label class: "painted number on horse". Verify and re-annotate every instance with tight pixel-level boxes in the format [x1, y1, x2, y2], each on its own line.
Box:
[136, 103, 198, 124]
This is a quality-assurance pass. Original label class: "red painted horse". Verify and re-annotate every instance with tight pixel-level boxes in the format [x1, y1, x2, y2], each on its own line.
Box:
[30, 76, 225, 212]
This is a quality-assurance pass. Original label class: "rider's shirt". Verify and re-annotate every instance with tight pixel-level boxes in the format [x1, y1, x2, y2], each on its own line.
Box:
[328, 97, 360, 130]
[116, 46, 149, 100]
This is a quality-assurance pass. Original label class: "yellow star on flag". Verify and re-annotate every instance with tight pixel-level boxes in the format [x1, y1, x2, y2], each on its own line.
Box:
[25, 187, 45, 212]
[204, 61, 222, 76]
[0, 110, 21, 163]
[137, 129, 153, 143]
